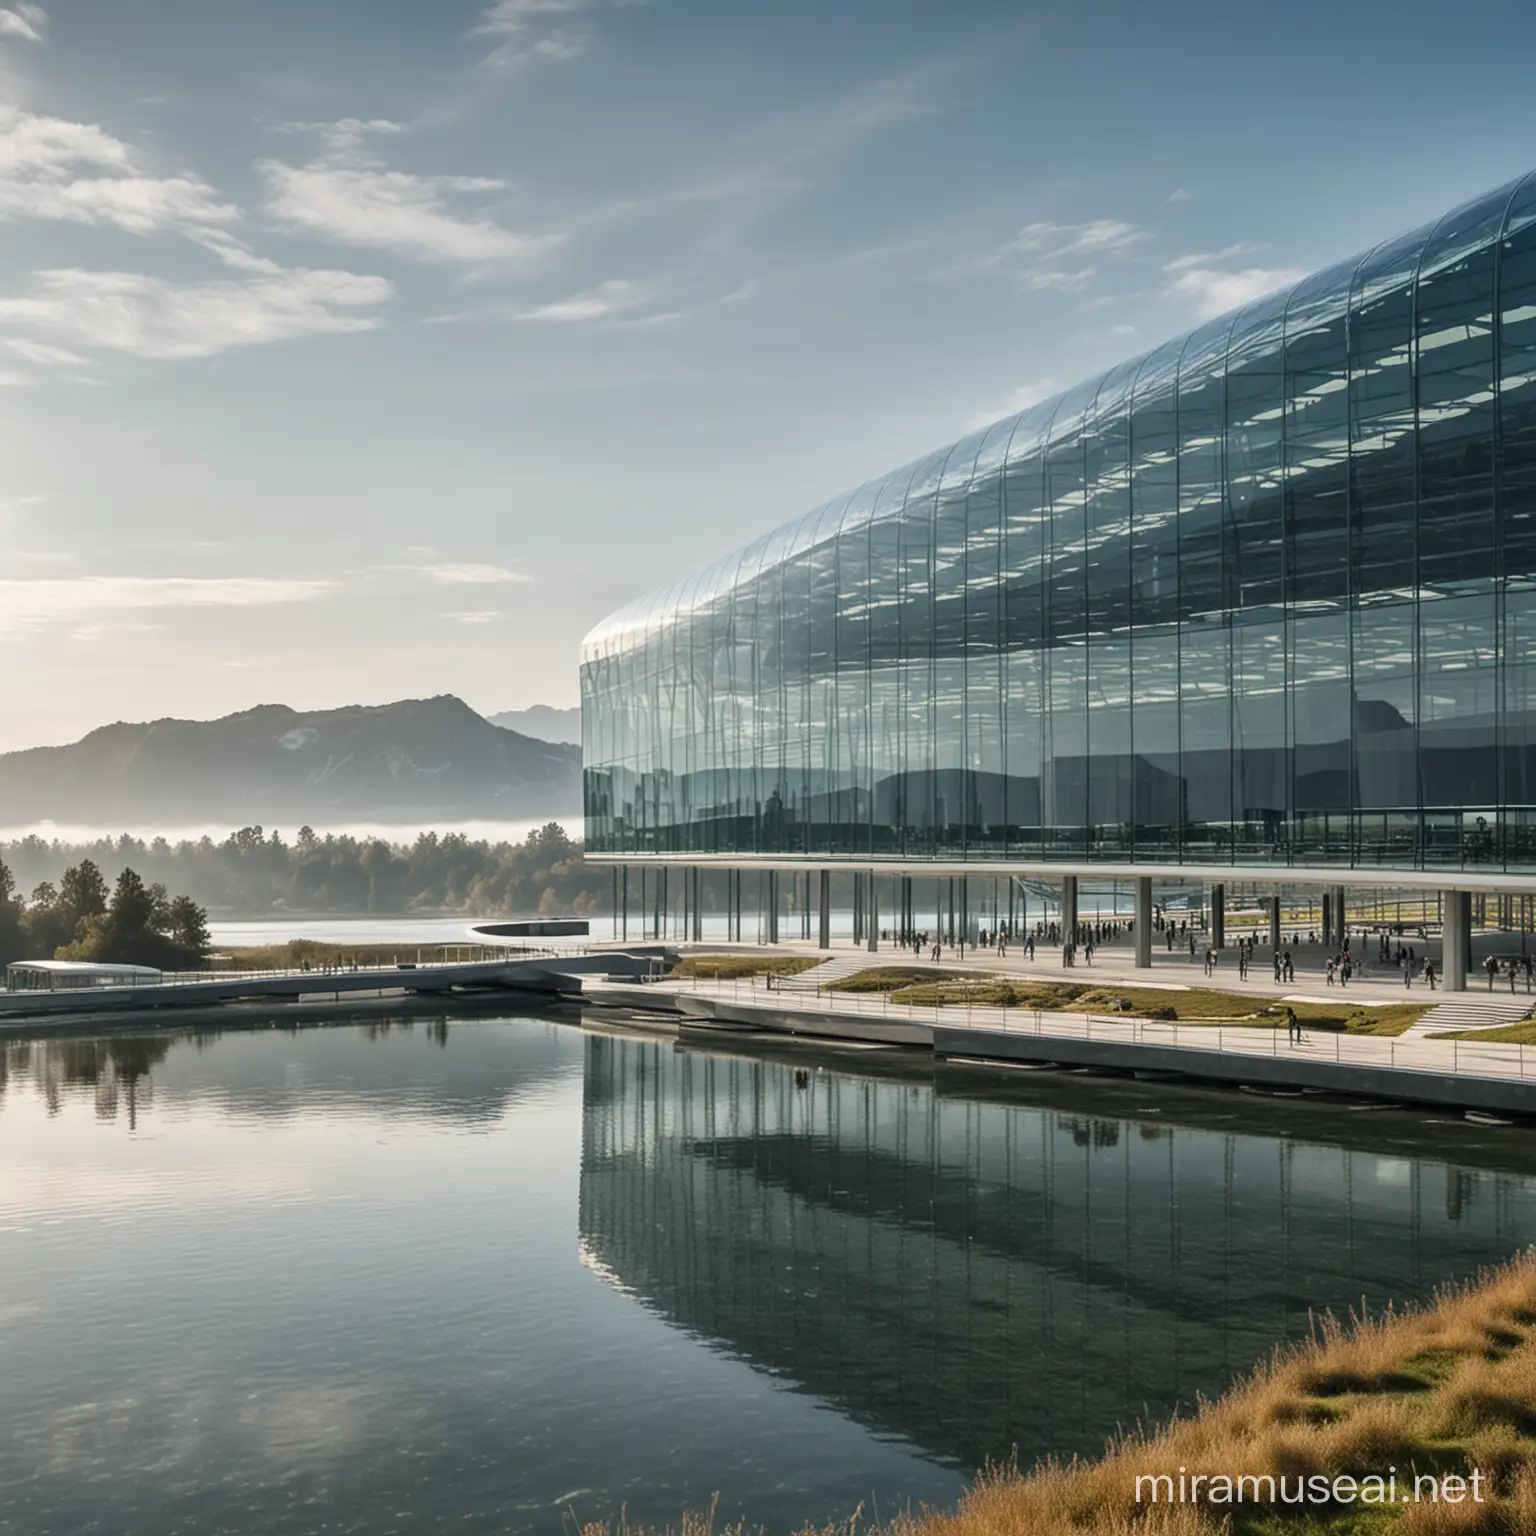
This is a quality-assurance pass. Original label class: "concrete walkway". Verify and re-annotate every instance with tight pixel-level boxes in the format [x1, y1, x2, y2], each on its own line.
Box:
[709, 932, 1536, 1019]
[622, 971, 1536, 1113]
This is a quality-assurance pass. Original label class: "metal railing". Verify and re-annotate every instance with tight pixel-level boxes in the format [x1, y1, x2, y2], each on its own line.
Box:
[660, 972, 1534, 1084]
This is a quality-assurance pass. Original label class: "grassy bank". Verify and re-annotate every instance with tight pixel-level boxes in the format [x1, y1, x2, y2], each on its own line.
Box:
[1433, 1021, 1536, 1046]
[670, 954, 822, 981]
[882, 1251, 1536, 1536]
[587, 1254, 1536, 1536]
[825, 972, 1431, 1036]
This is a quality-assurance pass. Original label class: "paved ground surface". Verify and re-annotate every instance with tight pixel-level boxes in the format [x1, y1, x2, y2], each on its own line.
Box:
[686, 930, 1536, 1012]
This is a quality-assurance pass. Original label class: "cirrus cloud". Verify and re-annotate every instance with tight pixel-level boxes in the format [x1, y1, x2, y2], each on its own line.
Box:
[0, 265, 392, 360]
[0, 574, 336, 638]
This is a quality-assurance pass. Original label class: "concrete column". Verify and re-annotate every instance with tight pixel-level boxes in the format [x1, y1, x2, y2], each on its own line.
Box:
[621, 867, 629, 942]
[1211, 882, 1225, 949]
[692, 868, 703, 942]
[1321, 891, 1332, 947]
[867, 872, 879, 953]
[1134, 876, 1152, 968]
[1269, 892, 1281, 950]
[1061, 874, 1078, 944]
[1336, 885, 1348, 944]
[818, 870, 831, 950]
[766, 870, 779, 945]
[1442, 889, 1467, 992]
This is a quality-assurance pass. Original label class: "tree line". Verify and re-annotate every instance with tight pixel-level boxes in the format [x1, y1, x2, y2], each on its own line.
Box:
[0, 822, 608, 925]
[0, 857, 211, 971]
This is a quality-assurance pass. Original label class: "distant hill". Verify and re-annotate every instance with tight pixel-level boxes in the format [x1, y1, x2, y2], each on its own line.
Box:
[487, 705, 581, 745]
[0, 696, 582, 825]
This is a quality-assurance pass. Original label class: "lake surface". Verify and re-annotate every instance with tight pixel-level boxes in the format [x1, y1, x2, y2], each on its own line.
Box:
[3, 1012, 1536, 1534]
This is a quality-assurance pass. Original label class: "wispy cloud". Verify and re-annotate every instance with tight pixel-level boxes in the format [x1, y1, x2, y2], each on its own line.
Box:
[965, 378, 1058, 432]
[0, 265, 392, 360]
[424, 562, 531, 585]
[1008, 219, 1145, 257]
[0, 575, 335, 638]
[0, 4, 45, 43]
[1167, 187, 1192, 203]
[441, 610, 503, 624]
[360, 560, 533, 585]
[466, 0, 620, 71]
[1164, 242, 1264, 273]
[0, 107, 236, 234]
[260, 119, 551, 267]
[946, 218, 1144, 294]
[512, 278, 639, 322]
[6, 336, 84, 364]
[1164, 247, 1304, 318]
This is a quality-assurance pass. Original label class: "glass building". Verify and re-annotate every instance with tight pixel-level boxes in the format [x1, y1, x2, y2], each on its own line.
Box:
[581, 173, 1536, 943]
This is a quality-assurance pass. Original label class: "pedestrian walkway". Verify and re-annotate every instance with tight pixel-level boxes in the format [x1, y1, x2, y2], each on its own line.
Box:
[1404, 995, 1534, 1036]
[649, 970, 1536, 1102]
[772, 954, 876, 993]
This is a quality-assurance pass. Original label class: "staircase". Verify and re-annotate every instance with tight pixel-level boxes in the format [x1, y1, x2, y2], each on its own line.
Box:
[1404, 994, 1535, 1036]
[772, 955, 883, 994]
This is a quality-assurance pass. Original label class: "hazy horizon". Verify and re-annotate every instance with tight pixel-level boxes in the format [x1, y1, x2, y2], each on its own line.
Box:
[4, 0, 1535, 752]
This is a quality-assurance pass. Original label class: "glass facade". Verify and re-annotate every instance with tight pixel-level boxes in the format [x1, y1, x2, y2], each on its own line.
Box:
[582, 172, 1536, 875]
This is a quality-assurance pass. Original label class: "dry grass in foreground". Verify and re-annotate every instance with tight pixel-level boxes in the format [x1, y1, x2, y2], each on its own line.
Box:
[578, 1253, 1536, 1536]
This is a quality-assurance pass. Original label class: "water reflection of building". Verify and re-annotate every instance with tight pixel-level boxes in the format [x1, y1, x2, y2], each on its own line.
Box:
[578, 1035, 1536, 1472]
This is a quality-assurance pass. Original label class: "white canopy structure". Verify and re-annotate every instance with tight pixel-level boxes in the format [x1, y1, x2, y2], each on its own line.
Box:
[5, 960, 163, 992]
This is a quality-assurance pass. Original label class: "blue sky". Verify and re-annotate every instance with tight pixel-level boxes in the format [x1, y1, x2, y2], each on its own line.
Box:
[2, 0, 1534, 750]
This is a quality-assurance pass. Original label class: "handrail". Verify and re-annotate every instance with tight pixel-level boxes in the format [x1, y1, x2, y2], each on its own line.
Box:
[666, 971, 1533, 1085]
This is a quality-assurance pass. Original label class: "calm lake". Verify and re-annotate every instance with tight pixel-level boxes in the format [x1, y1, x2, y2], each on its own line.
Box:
[2, 1010, 1535, 1534]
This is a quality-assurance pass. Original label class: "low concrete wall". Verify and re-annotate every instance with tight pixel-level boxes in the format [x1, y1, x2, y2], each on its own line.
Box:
[931, 1025, 1536, 1115]
[686, 993, 936, 1048]
[601, 988, 1535, 1116]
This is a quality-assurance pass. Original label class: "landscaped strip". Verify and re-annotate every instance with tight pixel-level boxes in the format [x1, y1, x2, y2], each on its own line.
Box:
[822, 973, 1433, 1036]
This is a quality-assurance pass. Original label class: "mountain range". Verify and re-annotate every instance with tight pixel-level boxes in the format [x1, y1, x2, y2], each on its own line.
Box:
[0, 696, 582, 826]
[486, 704, 581, 745]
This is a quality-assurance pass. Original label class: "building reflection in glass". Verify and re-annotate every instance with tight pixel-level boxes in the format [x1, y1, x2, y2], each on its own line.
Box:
[579, 1035, 1536, 1472]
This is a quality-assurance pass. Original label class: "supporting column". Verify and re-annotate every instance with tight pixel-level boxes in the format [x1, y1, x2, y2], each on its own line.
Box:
[1269, 891, 1281, 950]
[612, 867, 619, 941]
[1211, 882, 1225, 949]
[1321, 891, 1332, 947]
[1442, 889, 1467, 992]
[766, 870, 779, 945]
[1134, 876, 1152, 969]
[692, 868, 703, 942]
[818, 870, 831, 950]
[621, 867, 629, 942]
[1336, 884, 1348, 945]
[867, 872, 879, 953]
[1061, 874, 1078, 945]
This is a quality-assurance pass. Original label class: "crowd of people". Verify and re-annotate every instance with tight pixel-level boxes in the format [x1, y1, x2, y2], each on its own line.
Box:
[871, 910, 1535, 995]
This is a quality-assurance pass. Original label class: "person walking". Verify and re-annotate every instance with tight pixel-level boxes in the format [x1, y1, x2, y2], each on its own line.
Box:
[1486, 954, 1498, 992]
[1425, 961, 1437, 990]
